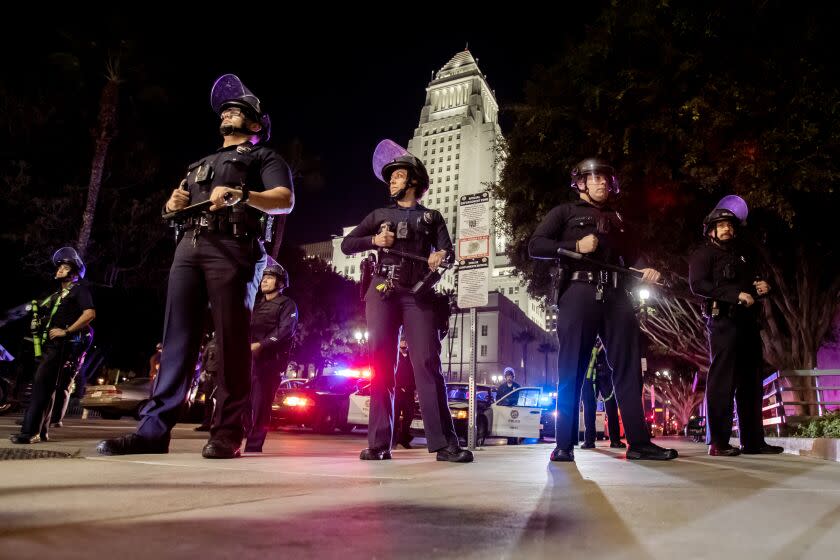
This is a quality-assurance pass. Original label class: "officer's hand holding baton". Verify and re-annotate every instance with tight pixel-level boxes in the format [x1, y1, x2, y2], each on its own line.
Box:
[165, 180, 190, 213]
[428, 250, 447, 270]
[209, 186, 245, 211]
[753, 280, 770, 296]
[632, 267, 662, 284]
[738, 292, 756, 307]
[576, 234, 598, 254]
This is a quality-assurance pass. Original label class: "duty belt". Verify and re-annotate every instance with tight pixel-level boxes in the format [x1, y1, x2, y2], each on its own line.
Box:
[375, 264, 400, 277]
[570, 270, 618, 286]
[570, 270, 619, 302]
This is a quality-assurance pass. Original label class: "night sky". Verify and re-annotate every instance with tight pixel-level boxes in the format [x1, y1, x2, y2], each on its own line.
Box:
[6, 11, 598, 245]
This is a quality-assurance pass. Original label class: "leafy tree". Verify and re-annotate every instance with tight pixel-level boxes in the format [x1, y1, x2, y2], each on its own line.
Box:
[493, 1, 840, 369]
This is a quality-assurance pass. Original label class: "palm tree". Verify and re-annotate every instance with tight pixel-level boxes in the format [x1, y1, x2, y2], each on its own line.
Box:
[537, 342, 558, 387]
[77, 55, 121, 258]
[512, 330, 537, 385]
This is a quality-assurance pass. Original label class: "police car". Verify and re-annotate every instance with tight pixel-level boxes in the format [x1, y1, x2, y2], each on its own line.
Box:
[407, 382, 544, 445]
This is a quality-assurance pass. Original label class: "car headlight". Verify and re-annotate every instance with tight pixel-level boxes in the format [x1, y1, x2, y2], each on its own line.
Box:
[451, 410, 468, 420]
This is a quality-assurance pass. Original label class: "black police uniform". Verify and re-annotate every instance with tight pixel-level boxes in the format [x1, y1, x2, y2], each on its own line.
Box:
[393, 349, 416, 447]
[245, 293, 298, 451]
[689, 238, 766, 449]
[496, 380, 520, 401]
[20, 281, 94, 440]
[581, 347, 622, 446]
[529, 200, 651, 452]
[341, 203, 458, 453]
[136, 144, 293, 449]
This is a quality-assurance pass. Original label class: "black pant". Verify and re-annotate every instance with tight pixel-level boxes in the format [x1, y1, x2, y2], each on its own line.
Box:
[554, 282, 649, 451]
[50, 350, 87, 425]
[245, 357, 286, 449]
[705, 316, 766, 448]
[21, 339, 82, 437]
[393, 386, 416, 446]
[581, 374, 621, 445]
[138, 233, 260, 445]
[365, 280, 457, 452]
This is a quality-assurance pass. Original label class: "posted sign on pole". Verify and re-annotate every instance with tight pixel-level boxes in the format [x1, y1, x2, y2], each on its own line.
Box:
[456, 191, 491, 450]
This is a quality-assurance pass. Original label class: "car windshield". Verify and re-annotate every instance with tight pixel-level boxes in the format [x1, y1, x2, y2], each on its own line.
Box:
[305, 375, 359, 393]
[446, 385, 492, 403]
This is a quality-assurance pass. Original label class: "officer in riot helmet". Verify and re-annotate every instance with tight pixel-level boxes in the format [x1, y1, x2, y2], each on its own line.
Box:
[11, 247, 95, 444]
[340, 139, 471, 463]
[529, 157, 677, 462]
[244, 261, 298, 452]
[97, 74, 294, 459]
[689, 196, 782, 456]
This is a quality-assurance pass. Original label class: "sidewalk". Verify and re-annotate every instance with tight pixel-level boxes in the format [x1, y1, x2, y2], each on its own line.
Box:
[1, 418, 839, 559]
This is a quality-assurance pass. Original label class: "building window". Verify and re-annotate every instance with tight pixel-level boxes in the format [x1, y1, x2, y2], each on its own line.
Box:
[508, 287, 514, 294]
[456, 154, 459, 159]
[432, 149, 436, 154]
[446, 176, 450, 182]
[350, 265, 355, 274]
[515, 286, 520, 294]
[447, 155, 452, 161]
[436, 198, 440, 204]
[437, 178, 441, 183]
[457, 134, 461, 139]
[445, 185, 450, 192]
[438, 167, 442, 173]
[424, 141, 428, 146]
[455, 164, 459, 169]
[454, 174, 459, 180]
[452, 205, 457, 212]
[456, 144, 460, 149]
[445, 196, 449, 202]
[448, 135, 453, 141]
[481, 325, 488, 336]
[432, 139, 436, 144]
[447, 165, 451, 171]
[480, 345, 488, 357]
[448, 146, 452, 151]
[444, 207, 448, 213]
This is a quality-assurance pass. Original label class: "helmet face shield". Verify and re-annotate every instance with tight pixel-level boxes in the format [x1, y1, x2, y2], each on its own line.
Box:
[570, 158, 620, 194]
[51, 247, 85, 278]
[372, 139, 430, 197]
[211, 74, 271, 141]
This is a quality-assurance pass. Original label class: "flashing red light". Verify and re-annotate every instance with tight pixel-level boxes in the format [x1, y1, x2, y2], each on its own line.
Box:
[283, 396, 310, 407]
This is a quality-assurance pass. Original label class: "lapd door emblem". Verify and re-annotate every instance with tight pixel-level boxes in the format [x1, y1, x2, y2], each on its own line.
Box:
[510, 410, 520, 419]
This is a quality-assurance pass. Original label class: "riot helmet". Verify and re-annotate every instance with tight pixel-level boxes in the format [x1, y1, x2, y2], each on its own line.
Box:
[570, 158, 620, 194]
[372, 139, 430, 201]
[211, 74, 272, 141]
[52, 247, 86, 279]
[261, 262, 289, 291]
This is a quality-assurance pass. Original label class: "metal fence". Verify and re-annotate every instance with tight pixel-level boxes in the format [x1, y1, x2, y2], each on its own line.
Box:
[762, 369, 840, 435]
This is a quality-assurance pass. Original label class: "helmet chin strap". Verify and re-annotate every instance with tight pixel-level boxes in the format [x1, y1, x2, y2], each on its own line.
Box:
[220, 124, 260, 138]
[390, 186, 409, 202]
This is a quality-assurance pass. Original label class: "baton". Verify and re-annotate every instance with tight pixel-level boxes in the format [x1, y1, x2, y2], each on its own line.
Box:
[380, 248, 454, 270]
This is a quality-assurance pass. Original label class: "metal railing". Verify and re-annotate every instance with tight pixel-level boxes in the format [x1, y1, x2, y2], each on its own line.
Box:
[762, 369, 840, 436]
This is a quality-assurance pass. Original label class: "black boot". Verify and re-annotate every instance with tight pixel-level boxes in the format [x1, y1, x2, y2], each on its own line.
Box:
[609, 440, 627, 448]
[550, 447, 574, 462]
[360, 448, 392, 460]
[9, 433, 40, 444]
[740, 443, 784, 454]
[580, 441, 595, 449]
[627, 442, 678, 460]
[96, 434, 169, 455]
[709, 443, 741, 456]
[436, 444, 474, 463]
[202, 439, 241, 459]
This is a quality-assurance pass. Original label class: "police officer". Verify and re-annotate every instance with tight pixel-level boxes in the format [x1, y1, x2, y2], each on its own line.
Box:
[244, 262, 298, 452]
[340, 139, 472, 462]
[11, 247, 95, 444]
[97, 74, 294, 459]
[580, 338, 625, 449]
[496, 367, 520, 401]
[689, 200, 783, 456]
[529, 157, 677, 462]
[393, 334, 416, 449]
